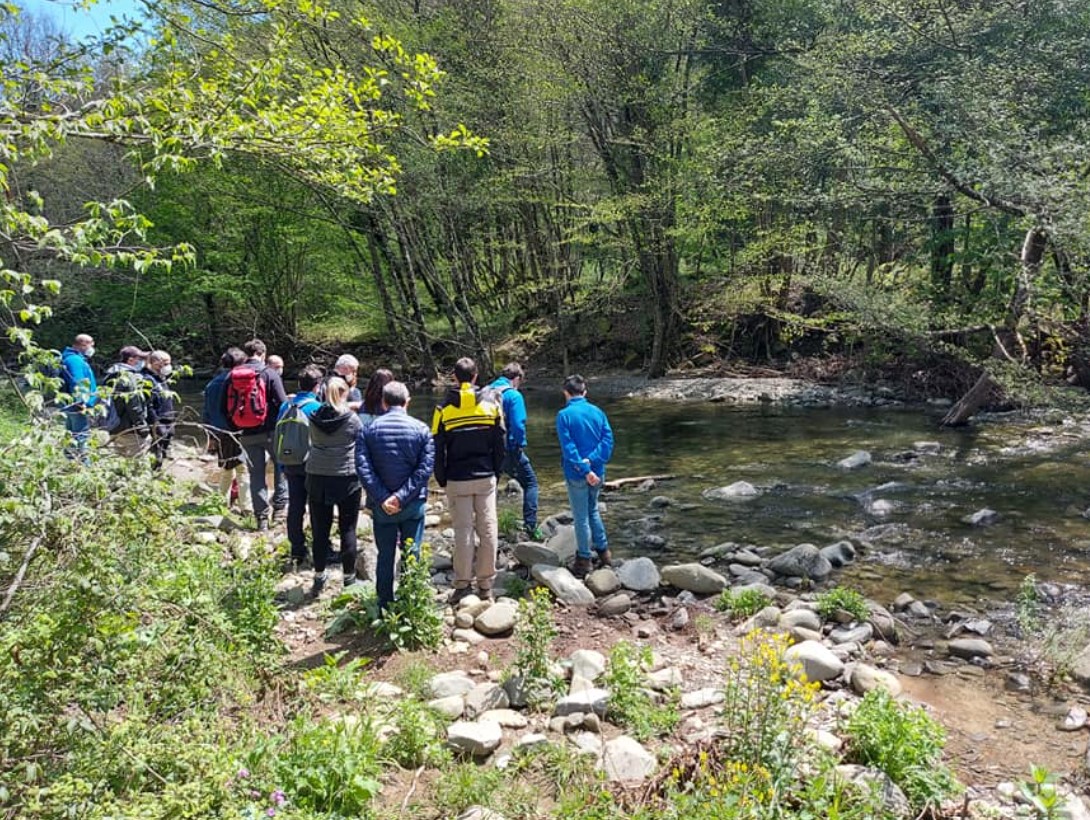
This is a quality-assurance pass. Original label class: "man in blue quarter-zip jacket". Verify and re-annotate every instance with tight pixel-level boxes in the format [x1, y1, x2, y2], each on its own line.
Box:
[486, 362, 541, 540]
[555, 374, 614, 578]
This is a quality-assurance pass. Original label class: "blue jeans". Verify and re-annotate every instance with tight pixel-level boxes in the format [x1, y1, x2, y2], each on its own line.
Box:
[64, 409, 90, 462]
[372, 499, 426, 610]
[565, 478, 607, 559]
[503, 449, 539, 530]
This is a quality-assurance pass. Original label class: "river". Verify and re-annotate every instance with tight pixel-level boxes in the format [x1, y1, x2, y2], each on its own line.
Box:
[177, 382, 1090, 608]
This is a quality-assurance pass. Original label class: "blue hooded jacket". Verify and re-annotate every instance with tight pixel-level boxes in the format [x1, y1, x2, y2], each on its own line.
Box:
[60, 346, 97, 407]
[487, 376, 527, 451]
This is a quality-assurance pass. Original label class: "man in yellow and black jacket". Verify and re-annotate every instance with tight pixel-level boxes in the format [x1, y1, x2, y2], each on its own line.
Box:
[432, 357, 505, 602]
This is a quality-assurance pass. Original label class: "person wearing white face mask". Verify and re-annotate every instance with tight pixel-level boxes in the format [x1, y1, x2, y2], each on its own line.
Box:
[146, 350, 177, 468]
[59, 333, 98, 462]
[105, 345, 152, 457]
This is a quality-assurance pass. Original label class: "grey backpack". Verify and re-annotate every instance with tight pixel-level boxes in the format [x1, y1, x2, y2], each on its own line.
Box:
[274, 399, 317, 465]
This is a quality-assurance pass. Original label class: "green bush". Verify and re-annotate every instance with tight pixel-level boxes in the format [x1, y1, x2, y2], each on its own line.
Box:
[603, 641, 679, 741]
[383, 698, 450, 769]
[512, 586, 563, 710]
[815, 586, 870, 622]
[498, 507, 522, 540]
[715, 587, 772, 619]
[378, 542, 444, 651]
[844, 689, 960, 811]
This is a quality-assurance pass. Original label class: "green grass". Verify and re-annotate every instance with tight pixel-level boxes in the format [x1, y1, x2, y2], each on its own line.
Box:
[0, 383, 29, 443]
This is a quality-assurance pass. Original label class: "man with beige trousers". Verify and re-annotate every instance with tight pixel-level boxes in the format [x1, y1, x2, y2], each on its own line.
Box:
[432, 357, 505, 603]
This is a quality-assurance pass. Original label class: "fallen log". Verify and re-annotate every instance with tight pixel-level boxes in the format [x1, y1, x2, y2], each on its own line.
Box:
[603, 474, 676, 490]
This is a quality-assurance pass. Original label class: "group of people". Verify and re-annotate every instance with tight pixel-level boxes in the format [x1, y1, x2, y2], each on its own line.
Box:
[59, 333, 177, 466]
[63, 330, 617, 612]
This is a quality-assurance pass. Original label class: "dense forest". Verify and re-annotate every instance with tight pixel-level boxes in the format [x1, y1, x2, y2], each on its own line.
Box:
[4, 0, 1090, 406]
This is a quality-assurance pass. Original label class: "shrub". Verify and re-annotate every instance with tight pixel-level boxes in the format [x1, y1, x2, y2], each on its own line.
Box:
[378, 541, 444, 651]
[815, 586, 870, 622]
[715, 587, 772, 619]
[383, 698, 449, 769]
[603, 641, 679, 741]
[301, 652, 372, 703]
[498, 507, 521, 540]
[512, 586, 563, 709]
[843, 689, 960, 811]
[1016, 573, 1040, 634]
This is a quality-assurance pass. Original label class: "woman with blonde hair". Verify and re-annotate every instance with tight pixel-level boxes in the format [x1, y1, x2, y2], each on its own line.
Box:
[305, 376, 363, 596]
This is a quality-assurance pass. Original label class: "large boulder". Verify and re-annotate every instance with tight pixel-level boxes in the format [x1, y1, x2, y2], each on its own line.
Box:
[616, 557, 661, 592]
[447, 720, 503, 757]
[783, 640, 845, 682]
[531, 565, 595, 606]
[767, 544, 832, 581]
[546, 525, 578, 562]
[599, 736, 657, 783]
[660, 563, 727, 595]
[474, 602, 519, 636]
[513, 542, 563, 568]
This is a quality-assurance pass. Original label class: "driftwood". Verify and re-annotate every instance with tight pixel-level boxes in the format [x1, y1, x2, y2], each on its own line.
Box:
[603, 474, 676, 490]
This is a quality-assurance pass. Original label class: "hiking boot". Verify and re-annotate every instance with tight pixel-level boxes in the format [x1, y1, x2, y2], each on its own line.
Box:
[595, 549, 613, 568]
[309, 571, 328, 598]
[256, 518, 270, 533]
[449, 586, 474, 606]
[271, 507, 287, 525]
[477, 587, 495, 602]
[572, 556, 593, 579]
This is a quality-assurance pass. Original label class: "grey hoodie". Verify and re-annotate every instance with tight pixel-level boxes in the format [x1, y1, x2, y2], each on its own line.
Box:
[306, 404, 361, 476]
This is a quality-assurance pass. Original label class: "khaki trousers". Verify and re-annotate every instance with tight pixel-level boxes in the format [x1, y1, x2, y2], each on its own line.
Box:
[447, 476, 498, 590]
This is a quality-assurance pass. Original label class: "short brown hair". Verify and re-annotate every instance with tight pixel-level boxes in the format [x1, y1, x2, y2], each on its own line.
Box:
[454, 357, 477, 383]
[243, 339, 266, 358]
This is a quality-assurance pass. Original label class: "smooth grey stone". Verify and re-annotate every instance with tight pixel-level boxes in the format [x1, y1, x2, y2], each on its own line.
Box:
[965, 508, 1000, 527]
[830, 623, 874, 645]
[585, 568, 622, 596]
[850, 664, 902, 697]
[464, 683, 509, 719]
[447, 720, 503, 757]
[783, 640, 845, 682]
[767, 543, 832, 581]
[570, 649, 607, 682]
[599, 736, 657, 783]
[597, 592, 633, 617]
[660, 563, 727, 594]
[531, 564, 595, 606]
[616, 557, 661, 592]
[430, 671, 476, 699]
[553, 688, 609, 717]
[820, 540, 857, 568]
[837, 450, 872, 470]
[703, 481, 760, 501]
[947, 638, 994, 660]
[474, 602, 519, 636]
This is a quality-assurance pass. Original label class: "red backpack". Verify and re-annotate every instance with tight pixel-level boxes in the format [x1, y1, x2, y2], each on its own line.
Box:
[226, 365, 268, 430]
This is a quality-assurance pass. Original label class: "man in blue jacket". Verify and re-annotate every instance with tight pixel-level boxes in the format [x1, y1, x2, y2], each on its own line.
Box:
[487, 362, 541, 539]
[356, 380, 435, 613]
[59, 333, 97, 461]
[556, 374, 614, 578]
[203, 347, 250, 513]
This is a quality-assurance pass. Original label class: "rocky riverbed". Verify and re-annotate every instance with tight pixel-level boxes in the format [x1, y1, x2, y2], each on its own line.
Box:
[183, 477, 1090, 819]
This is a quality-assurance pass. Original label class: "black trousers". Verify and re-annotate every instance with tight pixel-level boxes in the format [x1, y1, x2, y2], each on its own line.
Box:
[307, 480, 360, 575]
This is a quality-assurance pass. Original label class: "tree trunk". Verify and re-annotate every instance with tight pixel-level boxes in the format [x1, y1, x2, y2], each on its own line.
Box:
[940, 371, 997, 427]
[930, 193, 955, 298]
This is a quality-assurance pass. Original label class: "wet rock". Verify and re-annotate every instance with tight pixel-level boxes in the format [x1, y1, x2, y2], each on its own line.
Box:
[531, 564, 595, 606]
[616, 557, 661, 592]
[597, 593, 633, 617]
[947, 638, 994, 660]
[475, 602, 519, 636]
[554, 688, 609, 717]
[964, 508, 1000, 527]
[704, 481, 761, 501]
[820, 540, 857, 568]
[585, 568, 621, 596]
[430, 671, 476, 699]
[447, 720, 503, 757]
[600, 736, 657, 783]
[837, 451, 872, 470]
[639, 534, 667, 549]
[850, 664, 903, 697]
[571, 649, 607, 682]
[660, 563, 727, 594]
[767, 544, 833, 582]
[699, 542, 736, 560]
[649, 495, 673, 508]
[784, 640, 845, 682]
[914, 441, 942, 455]
[465, 683, 509, 719]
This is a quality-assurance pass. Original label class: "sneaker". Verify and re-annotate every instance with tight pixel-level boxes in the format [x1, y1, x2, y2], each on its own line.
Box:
[271, 507, 287, 525]
[283, 554, 312, 573]
[256, 518, 270, 533]
[449, 586, 474, 606]
[309, 571, 328, 598]
[477, 587, 495, 602]
[595, 549, 613, 568]
[525, 525, 546, 541]
[343, 573, 359, 588]
[572, 556, 592, 579]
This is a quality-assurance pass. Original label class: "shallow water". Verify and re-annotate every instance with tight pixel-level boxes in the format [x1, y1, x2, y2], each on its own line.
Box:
[179, 382, 1090, 607]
